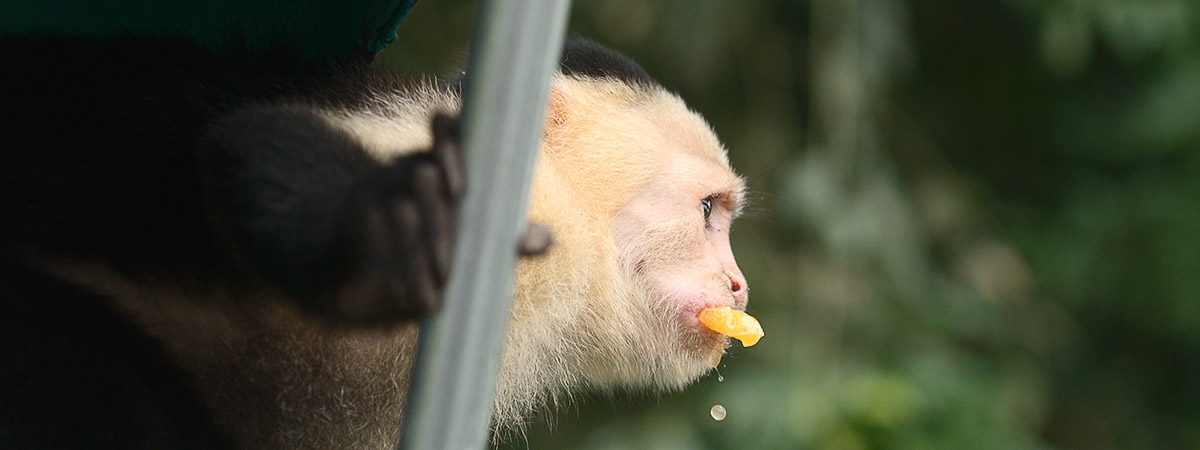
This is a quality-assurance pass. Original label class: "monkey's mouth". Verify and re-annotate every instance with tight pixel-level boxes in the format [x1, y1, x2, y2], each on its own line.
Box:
[677, 301, 760, 367]
[653, 285, 746, 363]
[678, 308, 734, 364]
[677, 296, 743, 330]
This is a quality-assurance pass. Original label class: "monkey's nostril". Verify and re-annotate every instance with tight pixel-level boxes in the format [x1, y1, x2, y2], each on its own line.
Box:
[726, 270, 747, 298]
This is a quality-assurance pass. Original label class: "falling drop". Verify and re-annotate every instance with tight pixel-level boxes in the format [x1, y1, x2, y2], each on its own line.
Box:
[717, 374, 724, 382]
[710, 404, 727, 421]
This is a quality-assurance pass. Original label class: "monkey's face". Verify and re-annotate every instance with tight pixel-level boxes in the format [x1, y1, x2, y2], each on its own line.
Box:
[500, 80, 748, 402]
[612, 150, 749, 376]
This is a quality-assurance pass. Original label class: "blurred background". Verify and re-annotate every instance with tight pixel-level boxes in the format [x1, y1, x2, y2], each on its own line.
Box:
[384, 1, 1200, 448]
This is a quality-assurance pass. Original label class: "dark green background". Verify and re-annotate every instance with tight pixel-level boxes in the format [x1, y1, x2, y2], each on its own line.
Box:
[383, 1, 1200, 448]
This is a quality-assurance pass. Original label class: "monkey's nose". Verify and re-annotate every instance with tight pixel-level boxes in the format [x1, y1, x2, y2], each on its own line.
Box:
[726, 269, 748, 309]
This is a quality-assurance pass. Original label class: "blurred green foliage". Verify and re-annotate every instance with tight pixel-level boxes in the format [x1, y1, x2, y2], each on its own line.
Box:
[383, 0, 1200, 448]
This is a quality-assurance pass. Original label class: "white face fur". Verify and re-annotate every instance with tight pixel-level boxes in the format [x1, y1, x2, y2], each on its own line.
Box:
[494, 75, 748, 428]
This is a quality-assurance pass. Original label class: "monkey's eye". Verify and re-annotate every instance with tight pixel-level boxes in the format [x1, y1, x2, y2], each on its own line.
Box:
[701, 196, 714, 222]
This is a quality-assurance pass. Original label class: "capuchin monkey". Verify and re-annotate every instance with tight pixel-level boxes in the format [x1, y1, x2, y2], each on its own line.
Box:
[0, 36, 749, 448]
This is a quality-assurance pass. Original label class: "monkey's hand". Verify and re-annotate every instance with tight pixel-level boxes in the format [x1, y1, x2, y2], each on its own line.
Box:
[326, 114, 465, 321]
[201, 108, 464, 324]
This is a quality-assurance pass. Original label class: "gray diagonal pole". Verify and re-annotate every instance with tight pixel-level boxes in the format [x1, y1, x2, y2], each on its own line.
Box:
[398, 1, 572, 448]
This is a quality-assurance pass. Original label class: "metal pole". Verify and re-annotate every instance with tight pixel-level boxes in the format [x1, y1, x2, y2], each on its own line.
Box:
[399, 1, 572, 448]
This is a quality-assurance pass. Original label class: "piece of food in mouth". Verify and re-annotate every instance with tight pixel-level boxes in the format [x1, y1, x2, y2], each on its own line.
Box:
[697, 306, 763, 347]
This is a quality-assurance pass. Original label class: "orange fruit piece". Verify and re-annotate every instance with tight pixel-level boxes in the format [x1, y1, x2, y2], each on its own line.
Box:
[697, 306, 763, 347]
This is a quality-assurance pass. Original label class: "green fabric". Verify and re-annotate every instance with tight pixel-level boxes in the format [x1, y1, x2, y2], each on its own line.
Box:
[0, 0, 417, 61]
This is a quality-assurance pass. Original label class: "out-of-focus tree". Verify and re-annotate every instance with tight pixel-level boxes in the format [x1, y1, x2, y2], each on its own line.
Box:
[382, 0, 1200, 448]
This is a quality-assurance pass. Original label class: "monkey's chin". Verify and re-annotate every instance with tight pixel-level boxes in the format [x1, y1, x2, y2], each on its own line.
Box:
[704, 347, 725, 369]
[697, 333, 732, 369]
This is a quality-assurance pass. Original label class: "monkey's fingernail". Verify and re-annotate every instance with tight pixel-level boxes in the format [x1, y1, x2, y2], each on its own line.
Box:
[517, 222, 553, 256]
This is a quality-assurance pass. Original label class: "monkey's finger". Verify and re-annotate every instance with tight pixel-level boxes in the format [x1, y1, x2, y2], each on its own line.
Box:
[411, 164, 454, 284]
[406, 247, 440, 316]
[518, 222, 553, 256]
[392, 198, 438, 315]
[430, 113, 465, 200]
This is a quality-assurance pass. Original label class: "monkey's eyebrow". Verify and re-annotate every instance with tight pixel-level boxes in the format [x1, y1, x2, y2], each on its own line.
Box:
[731, 197, 746, 220]
[729, 177, 748, 219]
[712, 187, 746, 220]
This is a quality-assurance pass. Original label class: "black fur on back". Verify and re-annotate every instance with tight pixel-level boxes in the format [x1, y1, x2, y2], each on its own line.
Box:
[0, 36, 422, 447]
[0, 263, 229, 448]
[559, 39, 657, 88]
[0, 35, 408, 279]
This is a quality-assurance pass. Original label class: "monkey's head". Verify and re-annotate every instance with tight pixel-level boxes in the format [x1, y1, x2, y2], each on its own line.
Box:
[498, 68, 748, 426]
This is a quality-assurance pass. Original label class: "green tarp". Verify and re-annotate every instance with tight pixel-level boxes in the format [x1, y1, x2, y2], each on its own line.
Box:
[0, 0, 417, 61]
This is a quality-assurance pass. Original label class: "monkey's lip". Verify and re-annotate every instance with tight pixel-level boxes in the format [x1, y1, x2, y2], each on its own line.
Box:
[679, 297, 743, 331]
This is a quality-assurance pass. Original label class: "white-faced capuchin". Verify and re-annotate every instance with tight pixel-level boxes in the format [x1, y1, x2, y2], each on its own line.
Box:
[0, 36, 752, 448]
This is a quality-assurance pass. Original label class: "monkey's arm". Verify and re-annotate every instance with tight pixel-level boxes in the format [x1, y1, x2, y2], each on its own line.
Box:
[199, 107, 464, 322]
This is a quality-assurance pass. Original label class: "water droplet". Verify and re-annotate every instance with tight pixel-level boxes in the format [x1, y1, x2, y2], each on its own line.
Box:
[710, 404, 726, 421]
[717, 374, 724, 382]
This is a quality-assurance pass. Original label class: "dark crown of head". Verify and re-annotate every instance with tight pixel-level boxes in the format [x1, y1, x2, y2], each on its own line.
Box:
[558, 39, 656, 88]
